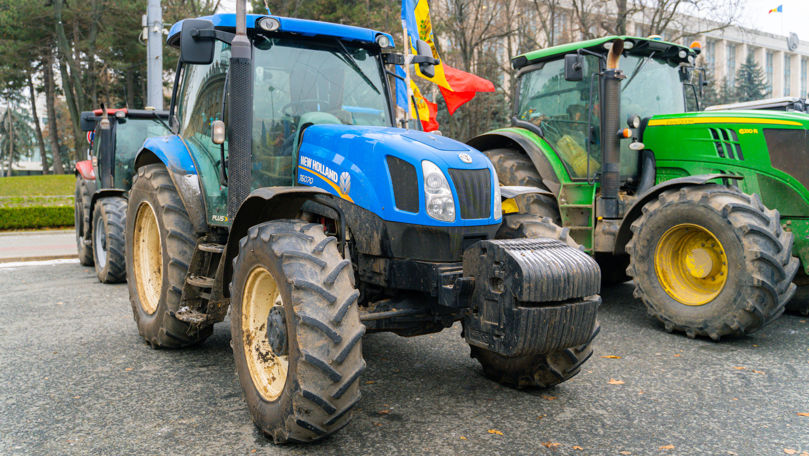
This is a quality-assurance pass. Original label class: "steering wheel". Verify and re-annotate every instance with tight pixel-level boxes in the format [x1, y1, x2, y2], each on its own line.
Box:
[282, 99, 331, 117]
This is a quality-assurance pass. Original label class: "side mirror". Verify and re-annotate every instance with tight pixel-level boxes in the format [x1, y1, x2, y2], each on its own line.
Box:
[416, 39, 435, 79]
[80, 111, 97, 132]
[211, 120, 226, 145]
[564, 54, 584, 81]
[180, 19, 216, 64]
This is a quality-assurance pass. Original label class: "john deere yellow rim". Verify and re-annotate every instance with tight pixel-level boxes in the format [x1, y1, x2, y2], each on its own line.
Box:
[242, 266, 288, 402]
[654, 223, 728, 306]
[132, 202, 161, 315]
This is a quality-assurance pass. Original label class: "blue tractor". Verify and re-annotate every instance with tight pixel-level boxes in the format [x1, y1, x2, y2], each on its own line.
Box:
[125, 4, 601, 443]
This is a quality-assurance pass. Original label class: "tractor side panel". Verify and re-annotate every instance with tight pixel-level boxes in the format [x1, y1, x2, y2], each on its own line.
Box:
[643, 116, 809, 273]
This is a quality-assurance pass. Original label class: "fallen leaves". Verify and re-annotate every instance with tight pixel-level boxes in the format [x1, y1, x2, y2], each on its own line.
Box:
[608, 378, 625, 385]
[673, 354, 681, 357]
[751, 370, 766, 375]
[541, 442, 560, 448]
[124, 367, 133, 372]
[459, 436, 467, 440]
[659, 444, 675, 450]
[784, 449, 797, 455]
[797, 412, 809, 417]
[572, 445, 583, 450]
[601, 355, 622, 359]
[537, 414, 546, 420]
[619, 451, 632, 455]
[377, 409, 390, 415]
[364, 380, 376, 384]
[733, 366, 745, 370]
[487, 429, 503, 436]
[540, 394, 557, 401]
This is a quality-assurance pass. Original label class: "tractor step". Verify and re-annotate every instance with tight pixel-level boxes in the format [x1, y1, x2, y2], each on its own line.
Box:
[173, 306, 210, 325]
[187, 274, 214, 288]
[198, 242, 225, 253]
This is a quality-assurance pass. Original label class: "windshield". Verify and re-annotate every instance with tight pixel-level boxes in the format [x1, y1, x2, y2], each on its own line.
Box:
[114, 117, 171, 189]
[251, 35, 391, 187]
[621, 54, 686, 117]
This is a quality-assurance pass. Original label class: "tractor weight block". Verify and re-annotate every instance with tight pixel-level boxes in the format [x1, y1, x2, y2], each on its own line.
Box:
[461, 238, 601, 357]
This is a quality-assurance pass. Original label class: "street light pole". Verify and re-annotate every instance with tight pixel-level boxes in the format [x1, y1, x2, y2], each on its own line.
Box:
[146, 0, 163, 109]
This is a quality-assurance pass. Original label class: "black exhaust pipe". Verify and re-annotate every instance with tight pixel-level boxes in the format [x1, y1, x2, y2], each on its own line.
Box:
[227, 0, 253, 219]
[599, 40, 625, 219]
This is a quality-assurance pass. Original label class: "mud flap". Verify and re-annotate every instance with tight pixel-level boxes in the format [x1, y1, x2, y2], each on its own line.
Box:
[461, 238, 601, 357]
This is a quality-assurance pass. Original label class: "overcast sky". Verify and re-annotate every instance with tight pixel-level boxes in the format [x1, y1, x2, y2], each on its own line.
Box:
[217, 0, 807, 40]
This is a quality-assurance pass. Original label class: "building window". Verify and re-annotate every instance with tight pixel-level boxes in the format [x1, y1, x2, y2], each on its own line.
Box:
[705, 41, 716, 73]
[802, 58, 808, 97]
[726, 43, 737, 86]
[784, 55, 791, 96]
[766, 51, 774, 96]
[552, 12, 567, 45]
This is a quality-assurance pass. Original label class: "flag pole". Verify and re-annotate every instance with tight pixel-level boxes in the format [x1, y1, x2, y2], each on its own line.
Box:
[401, 18, 413, 129]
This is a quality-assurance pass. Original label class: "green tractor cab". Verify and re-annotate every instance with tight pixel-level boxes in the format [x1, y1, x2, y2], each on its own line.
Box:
[74, 108, 171, 283]
[470, 36, 805, 340]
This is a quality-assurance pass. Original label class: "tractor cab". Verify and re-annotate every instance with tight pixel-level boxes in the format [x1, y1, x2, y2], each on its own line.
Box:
[511, 36, 698, 184]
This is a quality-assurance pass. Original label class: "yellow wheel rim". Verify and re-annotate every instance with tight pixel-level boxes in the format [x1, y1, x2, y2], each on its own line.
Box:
[242, 266, 289, 402]
[132, 203, 162, 315]
[654, 223, 728, 306]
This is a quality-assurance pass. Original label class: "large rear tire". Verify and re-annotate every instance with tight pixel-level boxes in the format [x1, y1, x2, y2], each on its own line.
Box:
[230, 220, 364, 443]
[469, 212, 598, 388]
[125, 164, 212, 348]
[92, 196, 127, 283]
[483, 148, 560, 221]
[626, 185, 798, 340]
[74, 177, 95, 266]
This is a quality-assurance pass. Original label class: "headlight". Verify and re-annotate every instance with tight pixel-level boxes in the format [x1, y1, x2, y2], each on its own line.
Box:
[258, 17, 281, 32]
[422, 160, 455, 222]
[375, 34, 392, 48]
[493, 182, 502, 220]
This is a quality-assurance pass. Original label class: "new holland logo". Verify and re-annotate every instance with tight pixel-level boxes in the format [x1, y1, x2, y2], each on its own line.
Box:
[339, 171, 351, 194]
[458, 152, 473, 163]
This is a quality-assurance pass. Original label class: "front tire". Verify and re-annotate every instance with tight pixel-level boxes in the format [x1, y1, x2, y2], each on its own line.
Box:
[230, 220, 364, 443]
[483, 148, 560, 221]
[74, 177, 95, 266]
[626, 185, 798, 340]
[125, 164, 212, 348]
[92, 197, 127, 283]
[470, 212, 599, 388]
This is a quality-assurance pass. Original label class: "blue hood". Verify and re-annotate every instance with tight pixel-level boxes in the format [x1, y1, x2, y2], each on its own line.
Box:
[296, 125, 500, 227]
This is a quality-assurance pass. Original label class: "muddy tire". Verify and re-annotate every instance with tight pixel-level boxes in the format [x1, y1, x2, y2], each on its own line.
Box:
[125, 164, 212, 348]
[483, 147, 560, 221]
[92, 197, 127, 283]
[230, 220, 364, 443]
[74, 177, 95, 266]
[468, 212, 598, 388]
[626, 184, 798, 340]
[470, 323, 599, 388]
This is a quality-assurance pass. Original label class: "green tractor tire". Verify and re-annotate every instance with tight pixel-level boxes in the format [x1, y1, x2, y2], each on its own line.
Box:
[483, 148, 560, 222]
[626, 184, 798, 340]
[230, 220, 364, 443]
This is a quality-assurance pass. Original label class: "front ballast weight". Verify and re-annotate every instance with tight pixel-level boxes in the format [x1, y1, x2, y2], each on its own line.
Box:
[458, 238, 601, 357]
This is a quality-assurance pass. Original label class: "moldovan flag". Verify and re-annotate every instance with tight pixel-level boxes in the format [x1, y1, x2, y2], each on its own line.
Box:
[439, 64, 496, 115]
[768, 5, 782, 13]
[401, 0, 451, 89]
[411, 80, 439, 132]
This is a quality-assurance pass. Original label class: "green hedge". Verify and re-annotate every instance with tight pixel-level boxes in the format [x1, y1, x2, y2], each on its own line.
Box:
[0, 206, 74, 230]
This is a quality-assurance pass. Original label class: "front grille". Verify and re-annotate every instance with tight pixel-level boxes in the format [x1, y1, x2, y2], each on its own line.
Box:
[764, 128, 809, 189]
[448, 168, 491, 219]
[386, 156, 419, 212]
[708, 127, 744, 160]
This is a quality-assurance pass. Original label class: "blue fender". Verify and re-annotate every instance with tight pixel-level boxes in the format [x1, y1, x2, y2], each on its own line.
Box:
[135, 135, 197, 175]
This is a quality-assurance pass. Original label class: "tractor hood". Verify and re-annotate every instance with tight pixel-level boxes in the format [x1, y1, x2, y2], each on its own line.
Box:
[296, 124, 501, 226]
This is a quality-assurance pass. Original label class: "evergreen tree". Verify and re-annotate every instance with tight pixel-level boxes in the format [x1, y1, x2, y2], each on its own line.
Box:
[734, 54, 768, 102]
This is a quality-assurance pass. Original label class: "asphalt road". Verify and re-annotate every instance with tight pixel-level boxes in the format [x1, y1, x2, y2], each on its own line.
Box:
[0, 229, 76, 262]
[2, 260, 808, 455]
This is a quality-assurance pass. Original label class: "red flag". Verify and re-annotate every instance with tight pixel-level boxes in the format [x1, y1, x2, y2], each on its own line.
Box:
[420, 99, 439, 132]
[439, 64, 495, 115]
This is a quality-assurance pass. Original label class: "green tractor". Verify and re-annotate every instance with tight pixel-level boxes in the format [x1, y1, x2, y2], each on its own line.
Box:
[469, 36, 806, 340]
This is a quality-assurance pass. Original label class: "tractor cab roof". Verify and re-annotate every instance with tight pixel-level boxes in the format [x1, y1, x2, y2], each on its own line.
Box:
[80, 108, 168, 131]
[512, 35, 697, 69]
[167, 13, 394, 49]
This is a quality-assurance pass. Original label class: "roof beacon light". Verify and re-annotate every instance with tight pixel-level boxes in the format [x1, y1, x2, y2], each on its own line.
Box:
[648, 35, 663, 41]
[258, 17, 280, 32]
[689, 41, 702, 50]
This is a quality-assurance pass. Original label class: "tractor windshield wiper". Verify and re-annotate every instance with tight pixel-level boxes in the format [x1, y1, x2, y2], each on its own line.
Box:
[623, 52, 655, 92]
[333, 40, 380, 94]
